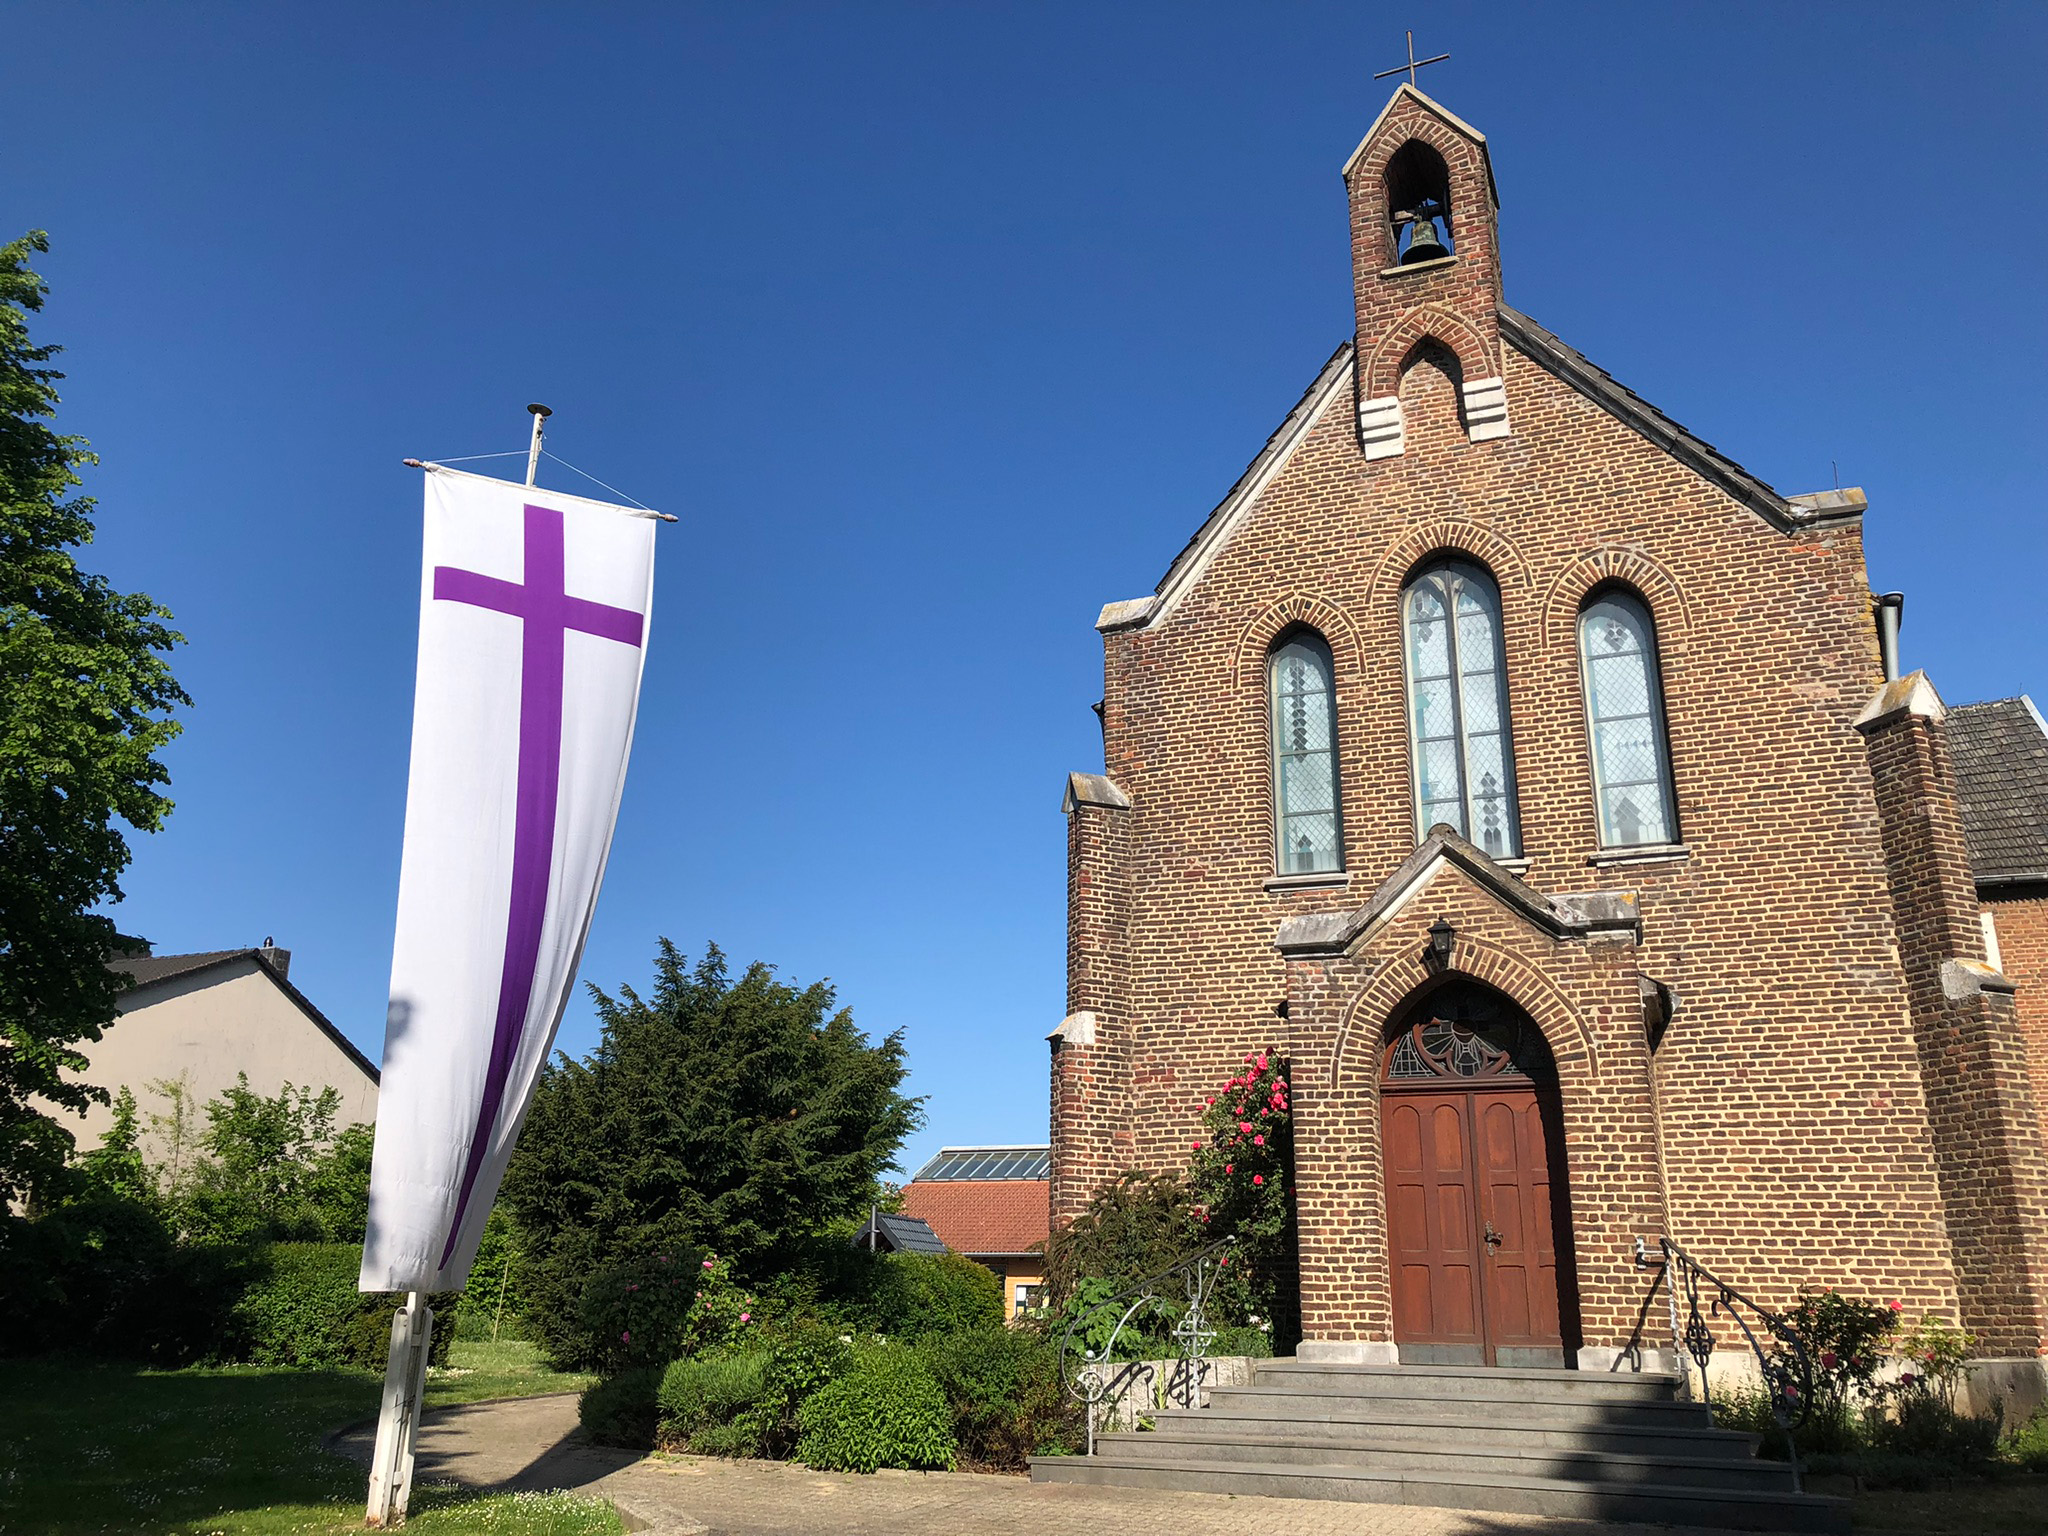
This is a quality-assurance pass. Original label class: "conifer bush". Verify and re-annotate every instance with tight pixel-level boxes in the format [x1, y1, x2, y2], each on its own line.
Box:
[794, 1343, 955, 1472]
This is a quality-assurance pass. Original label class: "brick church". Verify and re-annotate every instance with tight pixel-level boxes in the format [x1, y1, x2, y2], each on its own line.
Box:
[1049, 84, 2048, 1398]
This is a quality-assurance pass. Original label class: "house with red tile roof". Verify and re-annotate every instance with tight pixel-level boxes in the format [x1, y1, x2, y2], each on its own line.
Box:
[898, 1145, 1049, 1317]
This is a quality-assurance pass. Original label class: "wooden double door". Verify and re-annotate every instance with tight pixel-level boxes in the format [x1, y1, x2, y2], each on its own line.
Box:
[1380, 990, 1575, 1367]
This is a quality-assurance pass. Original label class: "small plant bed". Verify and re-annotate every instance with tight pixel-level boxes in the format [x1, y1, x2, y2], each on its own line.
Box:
[1847, 1474, 2048, 1533]
[0, 1357, 620, 1536]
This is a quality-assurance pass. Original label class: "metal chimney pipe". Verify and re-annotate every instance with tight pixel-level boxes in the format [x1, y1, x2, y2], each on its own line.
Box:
[1874, 592, 1905, 683]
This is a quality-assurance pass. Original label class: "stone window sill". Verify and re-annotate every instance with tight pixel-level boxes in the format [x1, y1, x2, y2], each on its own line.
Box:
[1378, 254, 1458, 278]
[1587, 842, 1692, 868]
[1494, 857, 1533, 875]
[1264, 871, 1352, 893]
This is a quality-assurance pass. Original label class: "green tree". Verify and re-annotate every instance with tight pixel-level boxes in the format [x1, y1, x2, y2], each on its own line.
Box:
[174, 1075, 371, 1245]
[502, 941, 923, 1368]
[0, 231, 187, 1207]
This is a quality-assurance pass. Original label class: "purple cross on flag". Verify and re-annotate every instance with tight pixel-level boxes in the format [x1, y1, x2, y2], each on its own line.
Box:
[360, 465, 658, 1292]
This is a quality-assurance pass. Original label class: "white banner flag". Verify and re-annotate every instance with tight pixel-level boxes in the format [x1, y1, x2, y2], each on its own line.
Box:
[360, 465, 657, 1292]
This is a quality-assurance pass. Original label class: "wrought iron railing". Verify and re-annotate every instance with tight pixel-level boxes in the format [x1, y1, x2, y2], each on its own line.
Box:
[1057, 1235, 1235, 1455]
[1636, 1234, 1814, 1490]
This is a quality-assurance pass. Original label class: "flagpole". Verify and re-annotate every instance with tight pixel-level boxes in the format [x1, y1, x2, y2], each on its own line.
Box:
[366, 400, 550, 1529]
[526, 403, 551, 488]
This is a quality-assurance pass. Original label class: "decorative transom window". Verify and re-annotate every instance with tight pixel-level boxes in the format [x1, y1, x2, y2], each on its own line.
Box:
[1269, 632, 1342, 874]
[1403, 559, 1519, 857]
[1383, 985, 1546, 1083]
[1579, 591, 1677, 848]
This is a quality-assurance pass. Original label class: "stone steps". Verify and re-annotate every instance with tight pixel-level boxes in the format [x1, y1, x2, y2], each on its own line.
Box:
[1095, 1428, 1796, 1491]
[1028, 1359, 1848, 1533]
[1144, 1403, 1765, 1460]
[1034, 1453, 1851, 1532]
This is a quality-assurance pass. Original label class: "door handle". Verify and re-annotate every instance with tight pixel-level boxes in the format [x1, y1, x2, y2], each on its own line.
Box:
[1483, 1220, 1503, 1248]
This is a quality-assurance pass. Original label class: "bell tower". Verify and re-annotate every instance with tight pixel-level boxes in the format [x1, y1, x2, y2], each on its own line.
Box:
[1343, 85, 1511, 460]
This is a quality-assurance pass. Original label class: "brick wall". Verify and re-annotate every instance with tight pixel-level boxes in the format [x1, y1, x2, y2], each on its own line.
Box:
[1986, 894, 2048, 1166]
[1861, 701, 2048, 1354]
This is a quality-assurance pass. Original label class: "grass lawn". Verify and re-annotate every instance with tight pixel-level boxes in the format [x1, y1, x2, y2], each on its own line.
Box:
[0, 1344, 612, 1536]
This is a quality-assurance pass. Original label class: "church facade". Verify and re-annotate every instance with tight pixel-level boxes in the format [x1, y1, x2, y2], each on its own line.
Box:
[1050, 85, 2048, 1395]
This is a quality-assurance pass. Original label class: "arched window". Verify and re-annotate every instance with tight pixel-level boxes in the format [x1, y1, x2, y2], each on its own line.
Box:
[1579, 590, 1677, 848]
[1403, 559, 1519, 857]
[1269, 632, 1342, 874]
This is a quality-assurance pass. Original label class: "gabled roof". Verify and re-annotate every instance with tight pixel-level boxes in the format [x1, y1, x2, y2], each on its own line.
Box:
[1275, 825, 1640, 957]
[109, 948, 380, 1086]
[1104, 309, 1860, 638]
[899, 1179, 1048, 1257]
[851, 1210, 948, 1256]
[1499, 305, 1863, 535]
[1946, 697, 2048, 888]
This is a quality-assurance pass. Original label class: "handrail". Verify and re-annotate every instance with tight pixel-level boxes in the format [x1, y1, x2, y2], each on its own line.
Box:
[1635, 1234, 1813, 1492]
[1056, 1235, 1236, 1455]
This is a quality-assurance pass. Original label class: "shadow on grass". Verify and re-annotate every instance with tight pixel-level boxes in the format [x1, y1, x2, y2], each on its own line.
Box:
[0, 1355, 616, 1535]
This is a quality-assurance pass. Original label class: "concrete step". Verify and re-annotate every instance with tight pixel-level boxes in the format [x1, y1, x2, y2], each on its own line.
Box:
[1208, 1383, 1714, 1428]
[1029, 1454, 1850, 1534]
[1144, 1405, 1766, 1462]
[1094, 1428, 1796, 1491]
[1255, 1359, 1683, 1405]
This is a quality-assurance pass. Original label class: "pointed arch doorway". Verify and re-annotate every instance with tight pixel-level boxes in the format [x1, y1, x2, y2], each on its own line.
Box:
[1380, 981, 1582, 1367]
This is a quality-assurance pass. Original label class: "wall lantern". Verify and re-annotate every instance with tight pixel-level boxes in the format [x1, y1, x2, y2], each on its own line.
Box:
[1427, 918, 1457, 965]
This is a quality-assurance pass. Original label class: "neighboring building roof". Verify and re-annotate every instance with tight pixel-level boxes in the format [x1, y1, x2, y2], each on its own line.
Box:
[850, 1210, 948, 1256]
[899, 1178, 1049, 1258]
[912, 1146, 1052, 1181]
[109, 947, 380, 1085]
[1946, 697, 2048, 888]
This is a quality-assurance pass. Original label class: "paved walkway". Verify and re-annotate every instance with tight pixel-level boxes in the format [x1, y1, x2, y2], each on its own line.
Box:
[332, 1394, 1757, 1536]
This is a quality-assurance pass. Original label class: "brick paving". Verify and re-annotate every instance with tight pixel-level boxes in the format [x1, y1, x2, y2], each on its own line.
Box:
[338, 1395, 1757, 1536]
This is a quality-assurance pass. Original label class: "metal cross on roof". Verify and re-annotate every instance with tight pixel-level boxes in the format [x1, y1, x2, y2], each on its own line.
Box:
[1373, 29, 1451, 88]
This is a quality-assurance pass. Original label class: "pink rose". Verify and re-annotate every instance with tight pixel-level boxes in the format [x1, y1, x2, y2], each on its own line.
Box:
[621, 1330, 631, 1343]
[1256, 1055, 1268, 1071]
[1820, 1350, 1838, 1368]
[704, 1258, 715, 1269]
[1253, 1134, 1265, 1146]
[740, 1312, 751, 1323]
[1888, 1300, 1903, 1312]
[1239, 1121, 1252, 1134]
[1205, 1096, 1214, 1106]
[1253, 1174, 1265, 1186]
[1225, 1164, 1234, 1174]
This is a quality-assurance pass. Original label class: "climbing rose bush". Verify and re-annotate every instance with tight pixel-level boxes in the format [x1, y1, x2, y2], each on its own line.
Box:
[1188, 1050, 1298, 1348]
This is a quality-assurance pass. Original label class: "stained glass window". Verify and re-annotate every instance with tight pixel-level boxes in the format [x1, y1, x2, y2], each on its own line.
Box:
[1579, 592, 1676, 847]
[1270, 633, 1343, 873]
[1403, 561, 1519, 857]
[1383, 985, 1546, 1082]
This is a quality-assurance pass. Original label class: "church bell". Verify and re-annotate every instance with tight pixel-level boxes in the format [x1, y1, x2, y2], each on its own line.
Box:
[1400, 211, 1448, 265]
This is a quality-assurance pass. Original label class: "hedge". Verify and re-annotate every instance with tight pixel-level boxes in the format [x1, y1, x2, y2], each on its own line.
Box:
[231, 1243, 456, 1370]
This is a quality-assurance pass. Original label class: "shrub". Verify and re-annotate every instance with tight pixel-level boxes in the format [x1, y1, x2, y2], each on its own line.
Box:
[579, 1366, 664, 1449]
[2007, 1405, 2048, 1472]
[795, 1343, 955, 1472]
[232, 1242, 456, 1369]
[1209, 1323, 1275, 1358]
[1042, 1171, 1200, 1306]
[740, 1320, 854, 1458]
[870, 1251, 1002, 1340]
[1869, 1393, 2001, 1471]
[658, 1350, 773, 1455]
[918, 1326, 1078, 1468]
[576, 1249, 744, 1376]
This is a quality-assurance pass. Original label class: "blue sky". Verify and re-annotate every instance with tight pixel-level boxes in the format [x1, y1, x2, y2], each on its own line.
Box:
[10, 3, 2045, 1180]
